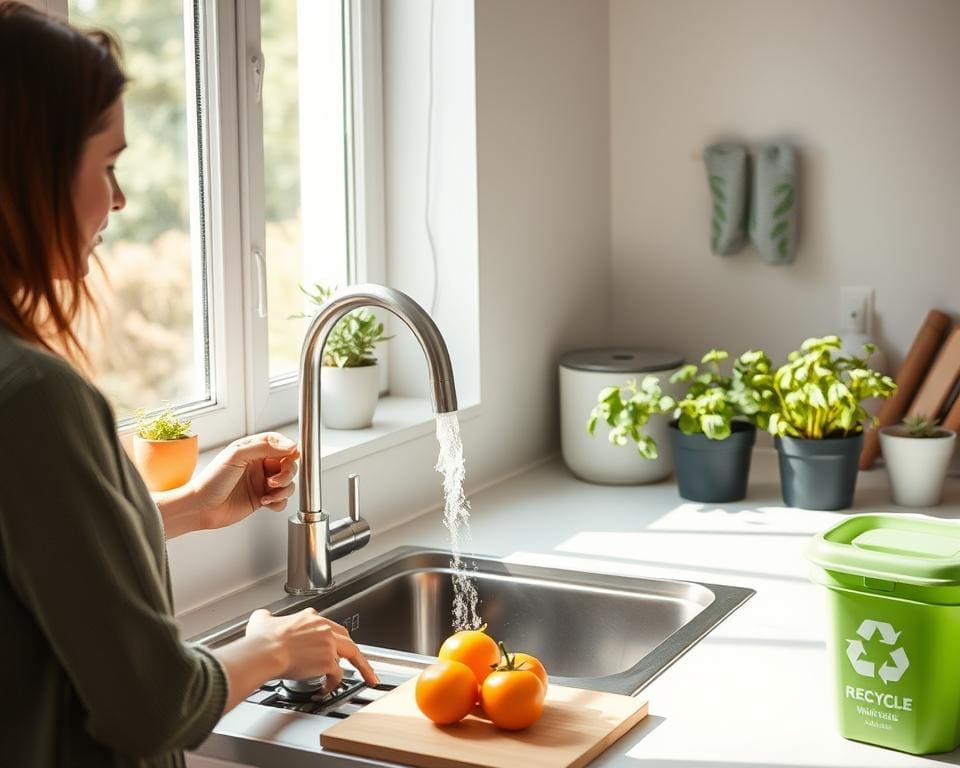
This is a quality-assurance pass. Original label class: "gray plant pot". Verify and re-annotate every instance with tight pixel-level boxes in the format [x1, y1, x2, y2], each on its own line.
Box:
[668, 421, 756, 503]
[775, 433, 864, 510]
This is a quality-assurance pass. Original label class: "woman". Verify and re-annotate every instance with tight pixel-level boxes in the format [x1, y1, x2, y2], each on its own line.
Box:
[0, 3, 376, 766]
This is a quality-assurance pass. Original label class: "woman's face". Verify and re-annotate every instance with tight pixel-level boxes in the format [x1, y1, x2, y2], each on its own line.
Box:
[71, 96, 127, 274]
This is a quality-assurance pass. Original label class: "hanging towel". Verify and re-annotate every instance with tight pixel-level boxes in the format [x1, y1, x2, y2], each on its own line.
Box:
[703, 143, 749, 255]
[751, 143, 798, 264]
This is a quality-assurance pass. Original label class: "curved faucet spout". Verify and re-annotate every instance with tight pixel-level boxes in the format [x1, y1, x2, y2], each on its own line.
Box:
[298, 283, 457, 516]
[287, 284, 457, 594]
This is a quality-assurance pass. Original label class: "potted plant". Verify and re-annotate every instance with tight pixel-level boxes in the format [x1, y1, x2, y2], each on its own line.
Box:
[300, 284, 393, 430]
[133, 406, 198, 491]
[587, 349, 775, 502]
[880, 414, 957, 507]
[765, 336, 896, 510]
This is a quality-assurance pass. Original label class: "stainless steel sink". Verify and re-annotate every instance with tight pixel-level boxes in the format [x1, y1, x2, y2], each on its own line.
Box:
[194, 546, 754, 696]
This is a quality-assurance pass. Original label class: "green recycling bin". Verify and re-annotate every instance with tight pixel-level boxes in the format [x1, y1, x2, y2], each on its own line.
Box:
[808, 514, 960, 755]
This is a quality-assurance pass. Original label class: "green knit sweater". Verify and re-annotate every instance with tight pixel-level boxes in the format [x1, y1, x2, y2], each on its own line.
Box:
[0, 332, 227, 767]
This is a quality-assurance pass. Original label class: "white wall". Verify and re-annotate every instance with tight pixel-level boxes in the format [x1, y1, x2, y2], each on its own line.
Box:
[468, 0, 612, 478]
[383, 0, 481, 405]
[610, 0, 960, 368]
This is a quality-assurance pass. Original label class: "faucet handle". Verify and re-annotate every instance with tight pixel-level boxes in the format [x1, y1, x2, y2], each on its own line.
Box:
[328, 473, 370, 562]
[347, 474, 359, 523]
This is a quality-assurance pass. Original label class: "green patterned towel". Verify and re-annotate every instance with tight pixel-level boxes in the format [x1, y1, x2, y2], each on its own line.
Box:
[703, 143, 749, 255]
[751, 143, 798, 264]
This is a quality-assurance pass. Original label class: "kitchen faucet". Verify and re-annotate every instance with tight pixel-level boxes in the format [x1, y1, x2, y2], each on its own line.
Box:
[285, 283, 458, 594]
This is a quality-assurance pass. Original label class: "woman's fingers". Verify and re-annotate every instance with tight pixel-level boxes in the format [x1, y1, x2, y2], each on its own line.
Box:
[261, 481, 295, 508]
[319, 664, 344, 696]
[310, 615, 377, 686]
[334, 633, 379, 686]
[266, 456, 299, 487]
[229, 433, 300, 465]
[266, 468, 297, 489]
[254, 608, 377, 687]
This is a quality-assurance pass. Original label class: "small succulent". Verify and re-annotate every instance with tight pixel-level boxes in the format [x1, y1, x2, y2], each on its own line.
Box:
[136, 406, 192, 440]
[903, 414, 943, 438]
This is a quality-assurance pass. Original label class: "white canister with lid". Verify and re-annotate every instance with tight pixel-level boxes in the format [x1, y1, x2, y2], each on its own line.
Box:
[560, 347, 684, 485]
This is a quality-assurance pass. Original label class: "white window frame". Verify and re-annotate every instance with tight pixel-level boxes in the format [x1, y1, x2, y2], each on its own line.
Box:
[239, 0, 386, 434]
[54, 0, 383, 448]
[187, 0, 247, 449]
[55, 0, 247, 450]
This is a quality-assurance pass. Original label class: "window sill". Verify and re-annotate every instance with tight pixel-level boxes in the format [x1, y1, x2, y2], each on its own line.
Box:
[200, 395, 481, 471]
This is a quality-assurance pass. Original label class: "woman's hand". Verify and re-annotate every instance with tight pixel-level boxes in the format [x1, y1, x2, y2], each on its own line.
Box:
[193, 433, 300, 531]
[245, 607, 379, 694]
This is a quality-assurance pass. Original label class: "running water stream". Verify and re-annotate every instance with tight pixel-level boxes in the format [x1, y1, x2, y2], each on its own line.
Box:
[434, 412, 482, 631]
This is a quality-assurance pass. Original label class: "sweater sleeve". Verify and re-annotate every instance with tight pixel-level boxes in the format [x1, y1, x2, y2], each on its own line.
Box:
[0, 359, 227, 758]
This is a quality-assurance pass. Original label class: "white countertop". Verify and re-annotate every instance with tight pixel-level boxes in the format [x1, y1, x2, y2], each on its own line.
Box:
[184, 450, 960, 768]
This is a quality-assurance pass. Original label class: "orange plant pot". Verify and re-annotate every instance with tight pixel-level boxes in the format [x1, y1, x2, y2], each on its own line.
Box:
[133, 434, 199, 491]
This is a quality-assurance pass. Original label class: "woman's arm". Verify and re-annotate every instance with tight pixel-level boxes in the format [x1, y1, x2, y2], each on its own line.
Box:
[155, 481, 201, 538]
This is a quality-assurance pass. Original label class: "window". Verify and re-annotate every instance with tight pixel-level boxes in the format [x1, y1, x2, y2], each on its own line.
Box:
[261, 0, 349, 382]
[59, 0, 383, 447]
[70, 0, 213, 421]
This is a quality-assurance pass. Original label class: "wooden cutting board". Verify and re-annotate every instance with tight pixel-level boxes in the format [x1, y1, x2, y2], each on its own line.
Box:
[320, 679, 648, 768]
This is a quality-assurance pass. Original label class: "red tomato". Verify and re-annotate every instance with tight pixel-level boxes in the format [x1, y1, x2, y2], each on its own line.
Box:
[415, 661, 478, 725]
[438, 627, 500, 685]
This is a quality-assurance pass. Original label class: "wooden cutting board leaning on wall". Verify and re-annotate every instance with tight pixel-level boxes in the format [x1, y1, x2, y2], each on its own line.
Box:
[320, 679, 649, 768]
[860, 309, 952, 470]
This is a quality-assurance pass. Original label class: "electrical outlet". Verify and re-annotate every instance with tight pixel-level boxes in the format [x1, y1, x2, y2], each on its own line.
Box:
[840, 287, 873, 334]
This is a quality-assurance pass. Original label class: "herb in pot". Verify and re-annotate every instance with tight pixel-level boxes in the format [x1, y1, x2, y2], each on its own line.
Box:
[765, 335, 896, 439]
[135, 406, 192, 440]
[296, 284, 393, 368]
[586, 348, 775, 457]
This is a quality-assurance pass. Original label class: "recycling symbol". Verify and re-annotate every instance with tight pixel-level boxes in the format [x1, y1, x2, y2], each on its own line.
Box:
[845, 619, 909, 684]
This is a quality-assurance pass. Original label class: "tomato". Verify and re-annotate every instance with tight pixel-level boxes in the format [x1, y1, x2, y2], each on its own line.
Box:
[415, 660, 478, 725]
[480, 668, 545, 730]
[437, 627, 500, 684]
[511, 652, 548, 691]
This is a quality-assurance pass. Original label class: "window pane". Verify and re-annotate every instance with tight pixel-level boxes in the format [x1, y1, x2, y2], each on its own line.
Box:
[70, 0, 210, 419]
[262, 0, 349, 381]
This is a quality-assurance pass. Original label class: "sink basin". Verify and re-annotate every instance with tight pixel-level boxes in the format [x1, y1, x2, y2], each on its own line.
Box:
[195, 546, 753, 695]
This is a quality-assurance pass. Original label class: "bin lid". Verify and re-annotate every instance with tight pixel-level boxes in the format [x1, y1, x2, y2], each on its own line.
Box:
[559, 347, 684, 373]
[808, 514, 960, 587]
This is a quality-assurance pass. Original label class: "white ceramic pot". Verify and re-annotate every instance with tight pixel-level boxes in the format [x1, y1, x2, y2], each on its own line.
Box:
[321, 363, 380, 429]
[880, 425, 957, 507]
[559, 348, 684, 485]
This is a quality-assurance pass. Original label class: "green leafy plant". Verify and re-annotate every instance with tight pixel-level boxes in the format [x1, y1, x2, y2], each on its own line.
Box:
[586, 349, 776, 459]
[586, 376, 670, 459]
[765, 336, 896, 439]
[135, 405, 192, 440]
[297, 284, 394, 368]
[903, 414, 944, 438]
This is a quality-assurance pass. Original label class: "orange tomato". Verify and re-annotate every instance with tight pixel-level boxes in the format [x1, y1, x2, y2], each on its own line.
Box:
[437, 627, 500, 684]
[415, 661, 478, 725]
[511, 652, 548, 691]
[480, 667, 545, 730]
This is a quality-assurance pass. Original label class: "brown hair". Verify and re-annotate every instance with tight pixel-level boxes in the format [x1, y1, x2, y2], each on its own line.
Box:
[0, 1, 127, 364]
